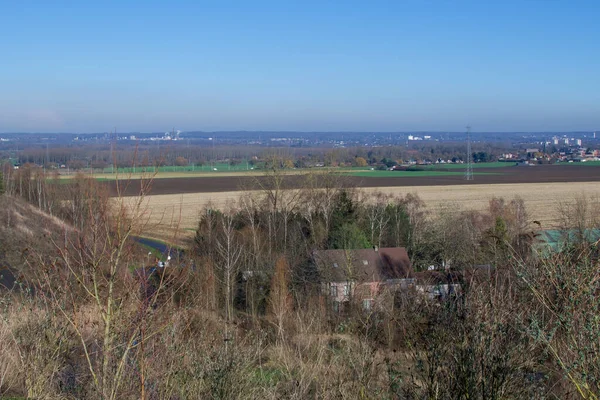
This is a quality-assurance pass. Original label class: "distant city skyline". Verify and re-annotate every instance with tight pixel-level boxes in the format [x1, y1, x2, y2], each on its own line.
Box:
[1, 1, 599, 133]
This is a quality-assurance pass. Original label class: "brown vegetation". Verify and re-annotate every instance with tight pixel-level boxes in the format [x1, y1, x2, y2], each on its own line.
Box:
[0, 167, 599, 399]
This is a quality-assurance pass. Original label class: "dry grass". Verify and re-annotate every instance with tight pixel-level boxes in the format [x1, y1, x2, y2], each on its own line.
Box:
[373, 182, 600, 226]
[124, 182, 600, 241]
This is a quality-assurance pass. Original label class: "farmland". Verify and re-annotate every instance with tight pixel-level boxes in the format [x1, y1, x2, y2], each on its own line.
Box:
[110, 164, 600, 196]
[116, 163, 600, 242]
[127, 182, 600, 242]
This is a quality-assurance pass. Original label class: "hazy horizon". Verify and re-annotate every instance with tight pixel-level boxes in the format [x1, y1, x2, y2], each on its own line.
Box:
[2, 1, 599, 133]
[2, 129, 597, 136]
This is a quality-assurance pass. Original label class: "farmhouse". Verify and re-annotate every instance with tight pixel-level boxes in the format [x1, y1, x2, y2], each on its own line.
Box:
[412, 270, 463, 301]
[312, 247, 413, 311]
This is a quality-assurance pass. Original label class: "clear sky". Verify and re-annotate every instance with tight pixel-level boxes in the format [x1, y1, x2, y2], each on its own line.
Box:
[1, 0, 599, 133]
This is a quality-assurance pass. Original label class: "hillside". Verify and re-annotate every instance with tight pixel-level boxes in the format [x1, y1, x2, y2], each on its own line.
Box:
[0, 195, 73, 290]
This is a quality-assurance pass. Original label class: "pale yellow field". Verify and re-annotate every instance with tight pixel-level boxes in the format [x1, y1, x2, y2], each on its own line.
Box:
[125, 181, 600, 241]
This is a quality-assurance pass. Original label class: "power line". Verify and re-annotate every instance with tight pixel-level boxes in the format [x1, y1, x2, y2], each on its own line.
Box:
[465, 126, 473, 181]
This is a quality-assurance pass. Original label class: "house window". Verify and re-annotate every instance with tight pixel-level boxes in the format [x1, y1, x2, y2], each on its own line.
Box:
[343, 284, 350, 296]
[333, 301, 340, 313]
[363, 299, 373, 311]
[330, 285, 338, 297]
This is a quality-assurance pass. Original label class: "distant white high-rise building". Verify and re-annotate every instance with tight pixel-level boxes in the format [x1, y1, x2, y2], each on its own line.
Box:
[576, 139, 582, 146]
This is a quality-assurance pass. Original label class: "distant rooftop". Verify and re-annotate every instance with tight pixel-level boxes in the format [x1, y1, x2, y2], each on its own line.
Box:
[536, 229, 600, 253]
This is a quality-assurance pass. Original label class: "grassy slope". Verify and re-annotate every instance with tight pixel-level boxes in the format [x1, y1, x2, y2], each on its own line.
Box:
[348, 170, 499, 177]
[63, 168, 499, 180]
[421, 161, 515, 169]
[98, 162, 254, 174]
[558, 160, 600, 166]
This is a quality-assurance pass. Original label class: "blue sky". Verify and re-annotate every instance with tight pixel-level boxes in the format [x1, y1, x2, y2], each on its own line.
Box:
[1, 0, 599, 133]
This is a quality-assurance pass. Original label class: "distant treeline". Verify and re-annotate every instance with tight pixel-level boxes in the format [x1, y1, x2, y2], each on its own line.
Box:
[1, 140, 512, 170]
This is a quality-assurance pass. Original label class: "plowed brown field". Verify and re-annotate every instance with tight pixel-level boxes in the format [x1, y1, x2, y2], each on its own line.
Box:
[110, 164, 600, 197]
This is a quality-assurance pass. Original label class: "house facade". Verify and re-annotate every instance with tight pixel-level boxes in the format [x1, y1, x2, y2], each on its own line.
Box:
[313, 247, 413, 311]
